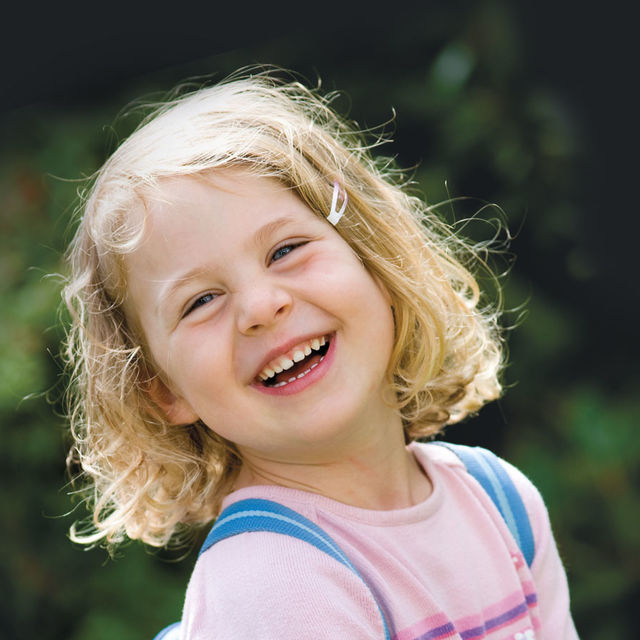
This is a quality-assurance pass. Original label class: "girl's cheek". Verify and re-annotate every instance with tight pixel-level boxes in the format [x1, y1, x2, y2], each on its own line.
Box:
[166, 327, 220, 374]
[302, 249, 357, 280]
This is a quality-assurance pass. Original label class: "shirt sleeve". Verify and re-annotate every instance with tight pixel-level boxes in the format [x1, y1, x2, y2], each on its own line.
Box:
[179, 530, 387, 640]
[500, 458, 581, 640]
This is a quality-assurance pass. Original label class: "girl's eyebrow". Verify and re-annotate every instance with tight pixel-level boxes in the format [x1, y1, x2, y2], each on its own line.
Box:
[156, 215, 301, 316]
[252, 215, 300, 249]
[156, 265, 209, 317]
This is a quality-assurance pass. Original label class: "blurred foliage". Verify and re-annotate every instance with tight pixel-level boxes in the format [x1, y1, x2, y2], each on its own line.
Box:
[1, 2, 637, 639]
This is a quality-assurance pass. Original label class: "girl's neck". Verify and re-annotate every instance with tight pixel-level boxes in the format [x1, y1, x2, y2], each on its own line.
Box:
[233, 418, 432, 511]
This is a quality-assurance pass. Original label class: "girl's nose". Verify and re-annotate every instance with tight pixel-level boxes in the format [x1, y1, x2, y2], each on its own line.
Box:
[236, 283, 293, 335]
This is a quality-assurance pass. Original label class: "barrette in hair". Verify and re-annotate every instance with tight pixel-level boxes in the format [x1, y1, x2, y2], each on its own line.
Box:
[327, 181, 347, 226]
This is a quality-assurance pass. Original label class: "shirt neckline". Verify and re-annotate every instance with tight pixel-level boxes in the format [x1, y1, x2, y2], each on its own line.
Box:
[220, 442, 448, 527]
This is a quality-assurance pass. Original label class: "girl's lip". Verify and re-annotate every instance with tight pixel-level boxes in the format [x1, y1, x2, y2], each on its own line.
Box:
[252, 333, 336, 396]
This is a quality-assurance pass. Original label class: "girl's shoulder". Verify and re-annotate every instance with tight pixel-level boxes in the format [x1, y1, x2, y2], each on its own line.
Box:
[412, 441, 552, 553]
[412, 440, 546, 506]
[180, 527, 386, 639]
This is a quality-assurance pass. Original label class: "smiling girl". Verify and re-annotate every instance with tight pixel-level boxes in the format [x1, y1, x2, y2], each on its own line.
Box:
[63, 69, 579, 639]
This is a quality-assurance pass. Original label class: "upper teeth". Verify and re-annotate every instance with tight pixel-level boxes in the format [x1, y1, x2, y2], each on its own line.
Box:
[258, 336, 327, 381]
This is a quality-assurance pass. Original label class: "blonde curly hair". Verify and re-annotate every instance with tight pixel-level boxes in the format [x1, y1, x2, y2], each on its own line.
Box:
[63, 67, 504, 548]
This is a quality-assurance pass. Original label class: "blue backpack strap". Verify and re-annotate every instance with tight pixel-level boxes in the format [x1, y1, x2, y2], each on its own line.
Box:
[199, 498, 391, 639]
[430, 442, 535, 567]
[152, 621, 181, 640]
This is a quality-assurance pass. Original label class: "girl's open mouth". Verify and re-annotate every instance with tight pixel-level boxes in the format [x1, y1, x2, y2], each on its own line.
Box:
[253, 333, 335, 395]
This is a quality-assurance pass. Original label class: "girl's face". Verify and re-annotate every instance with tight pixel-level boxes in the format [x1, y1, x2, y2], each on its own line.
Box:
[125, 169, 398, 464]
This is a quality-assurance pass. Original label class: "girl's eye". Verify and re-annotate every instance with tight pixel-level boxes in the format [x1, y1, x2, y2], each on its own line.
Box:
[271, 242, 306, 263]
[183, 293, 217, 317]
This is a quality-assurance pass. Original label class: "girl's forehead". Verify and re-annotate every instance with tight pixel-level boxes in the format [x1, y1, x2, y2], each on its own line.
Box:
[136, 169, 318, 250]
[148, 168, 294, 207]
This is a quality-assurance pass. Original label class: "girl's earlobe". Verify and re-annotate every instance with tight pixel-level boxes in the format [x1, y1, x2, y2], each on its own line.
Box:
[146, 377, 200, 426]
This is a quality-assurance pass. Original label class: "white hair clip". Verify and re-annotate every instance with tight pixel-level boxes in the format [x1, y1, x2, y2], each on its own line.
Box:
[327, 181, 347, 226]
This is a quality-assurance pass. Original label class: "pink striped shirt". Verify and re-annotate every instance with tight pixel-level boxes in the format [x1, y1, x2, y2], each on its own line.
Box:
[179, 443, 579, 639]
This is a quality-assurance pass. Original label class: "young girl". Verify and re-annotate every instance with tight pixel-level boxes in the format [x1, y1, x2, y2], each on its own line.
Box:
[63, 68, 579, 639]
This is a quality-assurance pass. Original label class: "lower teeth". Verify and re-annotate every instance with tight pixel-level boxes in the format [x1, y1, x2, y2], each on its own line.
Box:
[271, 357, 324, 387]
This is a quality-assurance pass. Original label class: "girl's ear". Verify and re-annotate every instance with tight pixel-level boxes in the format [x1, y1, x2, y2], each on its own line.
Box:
[146, 377, 200, 426]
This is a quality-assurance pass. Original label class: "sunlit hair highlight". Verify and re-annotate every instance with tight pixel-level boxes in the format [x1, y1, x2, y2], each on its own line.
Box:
[63, 67, 505, 548]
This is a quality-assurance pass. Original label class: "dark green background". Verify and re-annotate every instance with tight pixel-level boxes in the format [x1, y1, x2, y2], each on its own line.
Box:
[1, 2, 637, 638]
